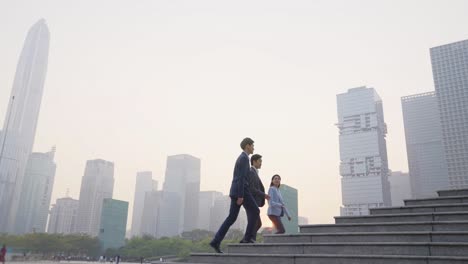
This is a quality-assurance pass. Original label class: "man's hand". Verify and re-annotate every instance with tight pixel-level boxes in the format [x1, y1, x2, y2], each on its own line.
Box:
[237, 197, 244, 205]
[265, 194, 271, 200]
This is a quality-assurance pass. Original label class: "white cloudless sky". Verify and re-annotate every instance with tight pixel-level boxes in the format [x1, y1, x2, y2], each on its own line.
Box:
[1, 0, 468, 228]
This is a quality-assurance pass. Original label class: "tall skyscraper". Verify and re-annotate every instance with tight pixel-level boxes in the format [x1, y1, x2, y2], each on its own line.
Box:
[14, 147, 57, 234]
[388, 171, 412, 206]
[280, 184, 298, 234]
[158, 154, 200, 236]
[401, 92, 449, 198]
[0, 19, 50, 233]
[98, 199, 128, 252]
[48, 197, 79, 234]
[336, 86, 391, 216]
[431, 39, 468, 189]
[209, 195, 247, 233]
[130, 171, 157, 237]
[197, 191, 222, 231]
[157, 191, 181, 237]
[140, 190, 162, 237]
[75, 159, 114, 236]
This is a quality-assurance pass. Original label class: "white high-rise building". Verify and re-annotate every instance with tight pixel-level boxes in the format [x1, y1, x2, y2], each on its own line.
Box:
[140, 190, 162, 237]
[131, 171, 157, 237]
[431, 39, 468, 189]
[336, 86, 391, 216]
[401, 92, 449, 198]
[197, 191, 222, 231]
[0, 19, 50, 233]
[14, 147, 56, 234]
[157, 191, 181, 237]
[48, 197, 79, 234]
[75, 159, 114, 236]
[158, 154, 200, 237]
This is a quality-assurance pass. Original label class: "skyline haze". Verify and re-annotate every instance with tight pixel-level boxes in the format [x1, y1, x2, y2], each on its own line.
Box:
[1, 1, 468, 228]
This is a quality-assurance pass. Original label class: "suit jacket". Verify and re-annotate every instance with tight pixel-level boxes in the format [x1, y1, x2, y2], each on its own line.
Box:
[267, 186, 291, 217]
[248, 167, 266, 207]
[229, 152, 250, 198]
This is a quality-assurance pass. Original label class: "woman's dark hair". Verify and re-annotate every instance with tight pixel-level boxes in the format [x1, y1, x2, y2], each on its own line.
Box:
[251, 154, 262, 165]
[240, 137, 254, 150]
[270, 174, 281, 188]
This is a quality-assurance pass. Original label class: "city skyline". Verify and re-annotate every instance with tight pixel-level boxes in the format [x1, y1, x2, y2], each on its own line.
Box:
[1, 1, 468, 227]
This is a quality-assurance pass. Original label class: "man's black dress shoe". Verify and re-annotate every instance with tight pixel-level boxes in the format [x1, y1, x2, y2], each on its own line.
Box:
[239, 239, 255, 243]
[209, 241, 223, 253]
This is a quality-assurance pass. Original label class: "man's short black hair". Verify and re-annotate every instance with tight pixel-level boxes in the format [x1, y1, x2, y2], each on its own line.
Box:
[240, 137, 254, 150]
[251, 154, 262, 165]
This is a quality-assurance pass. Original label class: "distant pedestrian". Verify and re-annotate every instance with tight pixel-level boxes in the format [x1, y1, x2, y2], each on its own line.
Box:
[0, 245, 6, 264]
[115, 255, 120, 264]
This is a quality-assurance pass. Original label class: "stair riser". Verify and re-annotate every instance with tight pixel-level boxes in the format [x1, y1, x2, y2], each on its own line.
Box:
[227, 245, 468, 256]
[190, 255, 295, 264]
[370, 206, 468, 215]
[405, 198, 468, 206]
[335, 214, 468, 224]
[300, 223, 468, 233]
[190, 255, 468, 264]
[438, 190, 468, 197]
[264, 234, 468, 243]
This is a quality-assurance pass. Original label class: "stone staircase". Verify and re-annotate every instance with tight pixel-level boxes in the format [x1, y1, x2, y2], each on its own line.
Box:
[190, 188, 468, 263]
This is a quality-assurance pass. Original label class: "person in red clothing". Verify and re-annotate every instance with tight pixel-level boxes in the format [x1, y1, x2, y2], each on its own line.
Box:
[0, 245, 6, 264]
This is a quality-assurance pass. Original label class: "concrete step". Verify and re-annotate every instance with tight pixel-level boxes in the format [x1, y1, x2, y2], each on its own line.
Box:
[225, 242, 468, 256]
[334, 212, 468, 224]
[404, 195, 468, 206]
[190, 253, 468, 264]
[263, 231, 468, 243]
[299, 221, 468, 233]
[370, 203, 468, 215]
[159, 263, 216, 264]
[438, 188, 468, 197]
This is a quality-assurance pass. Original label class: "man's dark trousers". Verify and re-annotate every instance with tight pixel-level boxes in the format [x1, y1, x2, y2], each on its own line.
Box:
[252, 217, 262, 241]
[212, 191, 259, 245]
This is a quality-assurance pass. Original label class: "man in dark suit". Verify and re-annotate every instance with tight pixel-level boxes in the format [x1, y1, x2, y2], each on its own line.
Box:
[210, 138, 260, 253]
[248, 154, 270, 241]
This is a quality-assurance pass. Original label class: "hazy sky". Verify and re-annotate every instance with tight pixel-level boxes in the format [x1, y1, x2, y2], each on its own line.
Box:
[1, 0, 468, 228]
